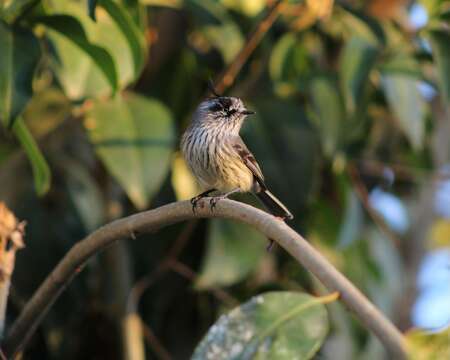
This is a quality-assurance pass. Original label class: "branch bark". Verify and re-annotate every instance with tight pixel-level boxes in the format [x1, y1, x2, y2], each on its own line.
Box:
[2, 200, 407, 359]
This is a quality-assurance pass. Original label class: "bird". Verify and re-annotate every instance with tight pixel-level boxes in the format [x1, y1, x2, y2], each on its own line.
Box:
[181, 90, 293, 250]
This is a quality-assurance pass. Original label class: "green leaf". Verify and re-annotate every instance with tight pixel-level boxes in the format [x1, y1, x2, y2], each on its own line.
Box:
[36, 14, 118, 94]
[308, 77, 345, 157]
[428, 30, 450, 109]
[196, 219, 266, 289]
[187, 0, 244, 63]
[98, 0, 147, 78]
[192, 291, 336, 360]
[339, 36, 378, 115]
[381, 73, 426, 150]
[85, 92, 175, 209]
[0, 20, 41, 128]
[12, 117, 51, 196]
[0, 0, 37, 23]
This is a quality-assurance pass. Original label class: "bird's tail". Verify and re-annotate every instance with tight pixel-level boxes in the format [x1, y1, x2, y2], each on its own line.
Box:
[256, 189, 293, 220]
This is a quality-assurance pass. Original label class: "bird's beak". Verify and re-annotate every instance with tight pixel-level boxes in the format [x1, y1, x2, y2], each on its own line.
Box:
[242, 110, 255, 116]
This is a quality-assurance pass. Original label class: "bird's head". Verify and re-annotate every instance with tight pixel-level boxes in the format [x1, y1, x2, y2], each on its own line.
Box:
[193, 96, 255, 133]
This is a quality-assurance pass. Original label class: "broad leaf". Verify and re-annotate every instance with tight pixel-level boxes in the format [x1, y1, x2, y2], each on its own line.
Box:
[0, 21, 41, 128]
[36, 14, 118, 95]
[428, 30, 450, 110]
[339, 36, 378, 115]
[406, 328, 450, 360]
[46, 2, 137, 100]
[308, 77, 345, 157]
[85, 92, 175, 209]
[381, 73, 426, 150]
[12, 117, 51, 196]
[192, 291, 336, 360]
[98, 0, 147, 78]
[196, 219, 265, 289]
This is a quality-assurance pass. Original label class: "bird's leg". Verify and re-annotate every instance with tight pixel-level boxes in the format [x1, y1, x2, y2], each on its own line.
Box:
[266, 239, 275, 252]
[191, 189, 216, 213]
[210, 188, 241, 211]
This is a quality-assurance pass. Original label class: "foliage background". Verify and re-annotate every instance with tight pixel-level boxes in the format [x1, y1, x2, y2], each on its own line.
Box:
[0, 0, 449, 358]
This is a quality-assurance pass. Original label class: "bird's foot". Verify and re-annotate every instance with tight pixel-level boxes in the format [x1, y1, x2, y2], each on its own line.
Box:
[190, 195, 204, 214]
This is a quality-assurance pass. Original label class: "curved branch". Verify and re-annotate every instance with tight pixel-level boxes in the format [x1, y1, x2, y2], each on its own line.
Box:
[2, 200, 407, 359]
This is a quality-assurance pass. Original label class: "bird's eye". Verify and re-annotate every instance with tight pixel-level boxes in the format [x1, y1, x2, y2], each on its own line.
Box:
[227, 109, 237, 116]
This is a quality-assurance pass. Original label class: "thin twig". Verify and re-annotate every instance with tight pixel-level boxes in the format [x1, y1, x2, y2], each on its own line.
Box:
[168, 260, 239, 307]
[347, 163, 402, 249]
[141, 318, 172, 360]
[2, 200, 408, 359]
[214, 0, 286, 94]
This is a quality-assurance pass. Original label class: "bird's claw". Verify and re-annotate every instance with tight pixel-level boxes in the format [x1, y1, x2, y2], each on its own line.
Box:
[190, 196, 202, 214]
[266, 239, 275, 252]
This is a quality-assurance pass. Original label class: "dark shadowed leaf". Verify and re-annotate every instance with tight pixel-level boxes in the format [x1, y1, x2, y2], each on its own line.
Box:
[428, 30, 450, 109]
[192, 291, 336, 360]
[381, 73, 426, 150]
[98, 0, 147, 78]
[196, 219, 265, 289]
[12, 117, 51, 195]
[0, 21, 41, 128]
[339, 36, 378, 115]
[36, 14, 118, 95]
[85, 92, 175, 209]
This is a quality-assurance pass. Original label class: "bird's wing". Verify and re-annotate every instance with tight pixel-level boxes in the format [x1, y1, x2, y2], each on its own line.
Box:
[231, 136, 266, 190]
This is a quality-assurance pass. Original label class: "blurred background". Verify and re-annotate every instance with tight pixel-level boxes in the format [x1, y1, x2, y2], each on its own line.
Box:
[0, 0, 449, 358]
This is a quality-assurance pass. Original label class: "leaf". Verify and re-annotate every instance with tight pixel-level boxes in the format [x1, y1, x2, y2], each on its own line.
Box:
[0, 0, 37, 23]
[12, 117, 51, 196]
[406, 328, 450, 360]
[381, 73, 426, 150]
[62, 157, 105, 232]
[428, 30, 450, 109]
[308, 76, 345, 157]
[187, 0, 244, 63]
[36, 14, 118, 95]
[98, 0, 147, 78]
[337, 189, 363, 248]
[0, 20, 41, 128]
[196, 219, 266, 289]
[171, 153, 200, 200]
[339, 36, 378, 115]
[192, 291, 337, 360]
[85, 92, 175, 209]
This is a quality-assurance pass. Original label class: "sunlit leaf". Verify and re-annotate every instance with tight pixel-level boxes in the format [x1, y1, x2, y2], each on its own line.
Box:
[381, 73, 426, 150]
[46, 2, 135, 100]
[0, 20, 41, 128]
[196, 219, 265, 289]
[98, 0, 147, 78]
[85, 92, 175, 209]
[429, 219, 450, 248]
[339, 36, 378, 115]
[428, 30, 450, 109]
[406, 328, 450, 360]
[36, 15, 118, 95]
[192, 291, 337, 360]
[12, 117, 51, 196]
